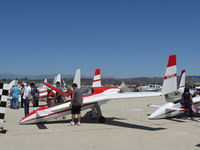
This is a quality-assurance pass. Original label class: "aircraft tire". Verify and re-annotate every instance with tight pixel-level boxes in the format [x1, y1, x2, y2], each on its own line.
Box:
[99, 116, 106, 123]
[1, 129, 6, 134]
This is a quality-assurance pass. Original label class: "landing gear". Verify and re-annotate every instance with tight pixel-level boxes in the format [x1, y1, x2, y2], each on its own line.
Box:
[98, 116, 106, 123]
[90, 103, 106, 123]
[0, 127, 6, 134]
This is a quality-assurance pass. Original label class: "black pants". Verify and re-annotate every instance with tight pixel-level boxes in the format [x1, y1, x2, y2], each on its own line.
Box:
[21, 96, 24, 108]
[183, 101, 193, 117]
[33, 100, 39, 107]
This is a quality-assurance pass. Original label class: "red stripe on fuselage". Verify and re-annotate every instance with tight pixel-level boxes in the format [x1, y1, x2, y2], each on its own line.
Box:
[21, 102, 95, 123]
[21, 86, 119, 123]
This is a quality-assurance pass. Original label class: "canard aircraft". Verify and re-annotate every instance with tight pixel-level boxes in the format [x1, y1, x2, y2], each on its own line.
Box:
[20, 55, 176, 124]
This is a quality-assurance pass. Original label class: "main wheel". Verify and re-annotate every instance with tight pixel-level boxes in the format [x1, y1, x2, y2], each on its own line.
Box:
[1, 129, 6, 134]
[98, 116, 106, 123]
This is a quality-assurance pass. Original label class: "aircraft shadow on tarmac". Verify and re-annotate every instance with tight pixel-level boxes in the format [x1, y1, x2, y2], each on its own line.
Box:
[146, 113, 200, 122]
[37, 112, 166, 131]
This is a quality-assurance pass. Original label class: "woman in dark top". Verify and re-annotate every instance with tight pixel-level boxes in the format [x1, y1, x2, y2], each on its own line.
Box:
[181, 87, 193, 120]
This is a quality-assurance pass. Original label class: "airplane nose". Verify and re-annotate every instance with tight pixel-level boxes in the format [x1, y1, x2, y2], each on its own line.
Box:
[148, 111, 160, 119]
[148, 114, 155, 119]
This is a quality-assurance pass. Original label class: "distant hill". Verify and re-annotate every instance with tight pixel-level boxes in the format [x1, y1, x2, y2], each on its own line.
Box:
[0, 73, 74, 80]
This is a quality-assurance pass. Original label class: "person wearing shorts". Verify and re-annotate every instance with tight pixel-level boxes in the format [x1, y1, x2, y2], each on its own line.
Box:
[69, 83, 83, 126]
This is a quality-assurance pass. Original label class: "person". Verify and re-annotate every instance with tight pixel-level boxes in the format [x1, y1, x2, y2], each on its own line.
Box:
[47, 88, 56, 107]
[20, 83, 26, 108]
[181, 87, 194, 120]
[9, 85, 14, 108]
[31, 85, 40, 108]
[11, 84, 20, 109]
[69, 83, 83, 126]
[23, 82, 35, 116]
[55, 81, 66, 104]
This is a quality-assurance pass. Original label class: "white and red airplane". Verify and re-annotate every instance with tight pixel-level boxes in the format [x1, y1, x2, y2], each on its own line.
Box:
[148, 57, 200, 119]
[20, 56, 176, 124]
[148, 94, 200, 119]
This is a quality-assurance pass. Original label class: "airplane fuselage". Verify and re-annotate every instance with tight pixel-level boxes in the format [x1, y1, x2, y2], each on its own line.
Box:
[20, 87, 119, 124]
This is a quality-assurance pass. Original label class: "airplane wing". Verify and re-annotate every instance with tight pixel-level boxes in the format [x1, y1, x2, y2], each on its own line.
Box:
[43, 82, 69, 97]
[83, 92, 162, 104]
[43, 82, 72, 98]
[44, 82, 162, 104]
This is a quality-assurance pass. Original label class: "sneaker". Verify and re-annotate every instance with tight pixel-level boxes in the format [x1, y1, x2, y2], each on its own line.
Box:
[69, 121, 75, 126]
[77, 122, 81, 126]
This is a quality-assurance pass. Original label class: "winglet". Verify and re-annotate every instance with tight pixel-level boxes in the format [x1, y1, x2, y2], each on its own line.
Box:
[92, 68, 102, 87]
[162, 55, 177, 95]
[177, 69, 186, 89]
[53, 74, 61, 84]
[73, 69, 81, 88]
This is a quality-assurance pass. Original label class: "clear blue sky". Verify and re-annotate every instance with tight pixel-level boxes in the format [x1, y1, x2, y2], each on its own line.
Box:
[0, 0, 200, 78]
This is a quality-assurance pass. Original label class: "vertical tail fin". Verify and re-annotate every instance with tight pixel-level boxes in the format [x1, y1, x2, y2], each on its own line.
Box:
[73, 69, 81, 88]
[53, 74, 61, 84]
[92, 68, 102, 87]
[44, 79, 48, 83]
[62, 79, 66, 87]
[42, 79, 48, 88]
[162, 55, 177, 95]
[177, 69, 186, 89]
[9, 80, 18, 89]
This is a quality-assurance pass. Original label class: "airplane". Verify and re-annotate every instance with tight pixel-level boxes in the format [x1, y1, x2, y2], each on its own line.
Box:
[19, 55, 176, 124]
[148, 63, 200, 119]
[140, 84, 162, 92]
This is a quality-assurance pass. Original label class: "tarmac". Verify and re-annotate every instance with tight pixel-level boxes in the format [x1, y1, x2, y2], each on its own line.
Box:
[1, 96, 200, 150]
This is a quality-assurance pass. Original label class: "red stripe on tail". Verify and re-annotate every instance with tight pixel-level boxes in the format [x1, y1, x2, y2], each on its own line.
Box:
[163, 73, 177, 80]
[93, 79, 101, 82]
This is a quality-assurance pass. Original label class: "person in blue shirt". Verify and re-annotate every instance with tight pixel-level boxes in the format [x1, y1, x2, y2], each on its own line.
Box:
[11, 84, 20, 109]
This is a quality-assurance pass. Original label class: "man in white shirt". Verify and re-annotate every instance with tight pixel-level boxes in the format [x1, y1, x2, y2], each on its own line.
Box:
[23, 82, 35, 116]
